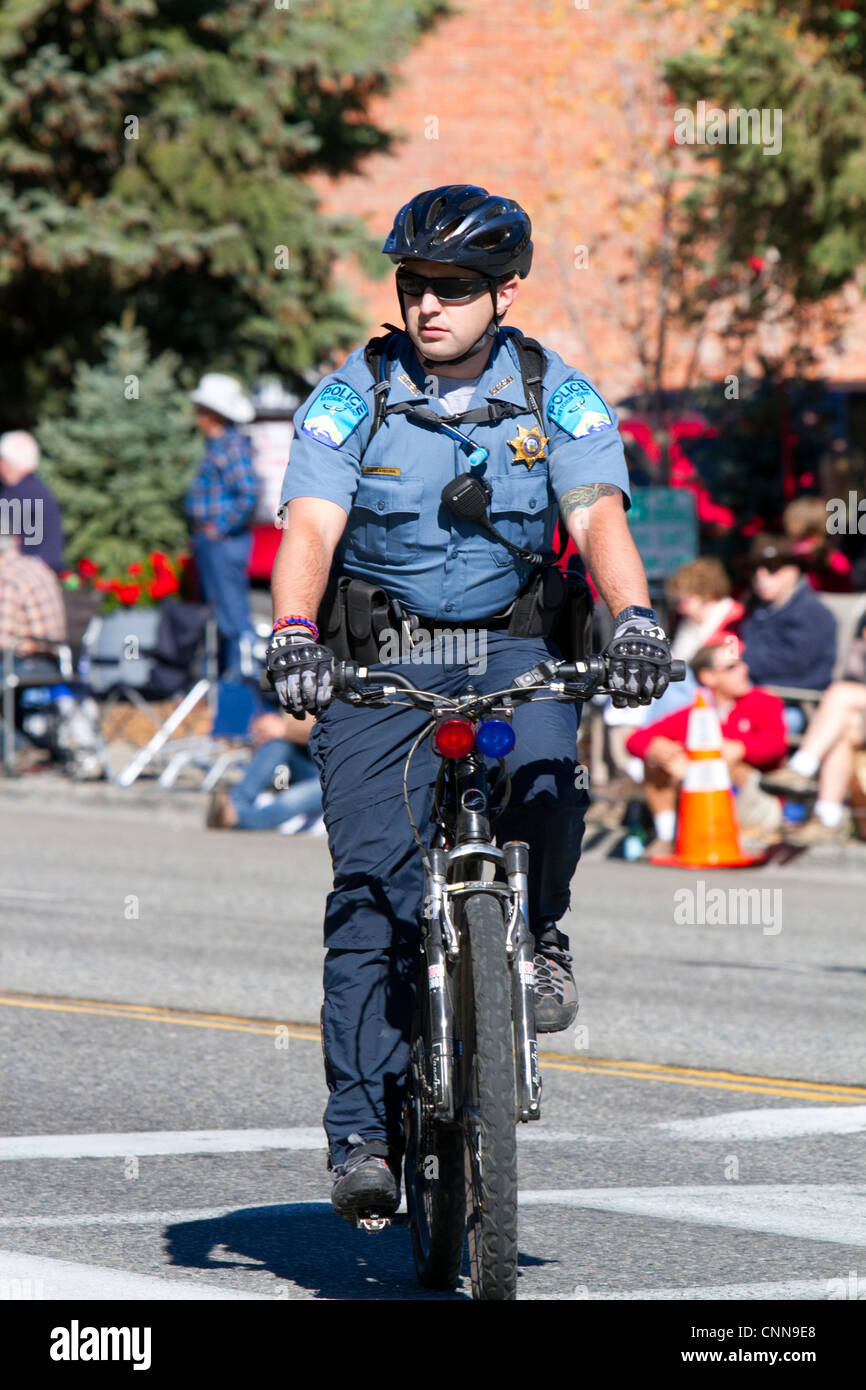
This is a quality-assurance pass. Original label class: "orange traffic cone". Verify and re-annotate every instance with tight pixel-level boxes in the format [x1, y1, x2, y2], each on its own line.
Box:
[650, 691, 768, 868]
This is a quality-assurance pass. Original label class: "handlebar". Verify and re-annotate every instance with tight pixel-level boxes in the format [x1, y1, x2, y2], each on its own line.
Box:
[261, 654, 685, 705]
[329, 653, 686, 705]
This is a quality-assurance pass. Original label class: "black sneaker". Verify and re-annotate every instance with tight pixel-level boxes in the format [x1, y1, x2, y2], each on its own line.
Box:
[533, 944, 579, 1034]
[329, 1137, 400, 1224]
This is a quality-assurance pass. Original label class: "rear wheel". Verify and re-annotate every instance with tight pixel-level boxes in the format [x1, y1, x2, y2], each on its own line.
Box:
[460, 892, 518, 1301]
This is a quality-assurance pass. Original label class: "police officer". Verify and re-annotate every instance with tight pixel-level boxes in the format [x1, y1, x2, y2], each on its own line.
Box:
[267, 185, 672, 1222]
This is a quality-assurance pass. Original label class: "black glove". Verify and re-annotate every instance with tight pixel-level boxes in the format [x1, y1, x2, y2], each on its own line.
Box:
[265, 632, 334, 720]
[603, 612, 672, 708]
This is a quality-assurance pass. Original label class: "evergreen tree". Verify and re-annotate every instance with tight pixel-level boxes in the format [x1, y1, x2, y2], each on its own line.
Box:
[37, 321, 200, 574]
[0, 0, 444, 426]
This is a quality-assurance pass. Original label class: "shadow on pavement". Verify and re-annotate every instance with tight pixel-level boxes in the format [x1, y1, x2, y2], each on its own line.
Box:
[165, 1202, 553, 1300]
[165, 1202, 466, 1300]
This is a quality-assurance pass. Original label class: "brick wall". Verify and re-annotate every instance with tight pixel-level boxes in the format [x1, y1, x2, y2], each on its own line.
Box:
[309, 0, 866, 399]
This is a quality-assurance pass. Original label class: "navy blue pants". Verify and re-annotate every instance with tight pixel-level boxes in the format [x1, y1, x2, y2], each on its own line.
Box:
[309, 632, 589, 1165]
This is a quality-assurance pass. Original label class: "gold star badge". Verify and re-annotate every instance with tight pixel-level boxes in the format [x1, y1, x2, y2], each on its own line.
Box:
[507, 424, 549, 468]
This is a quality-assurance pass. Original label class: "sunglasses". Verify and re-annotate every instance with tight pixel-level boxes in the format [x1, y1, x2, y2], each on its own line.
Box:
[395, 270, 490, 302]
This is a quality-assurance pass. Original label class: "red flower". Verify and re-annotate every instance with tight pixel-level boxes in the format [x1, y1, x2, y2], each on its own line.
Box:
[94, 578, 112, 592]
[115, 583, 141, 605]
[149, 550, 172, 573]
[148, 573, 180, 601]
[78, 558, 100, 579]
[128, 562, 143, 576]
[748, 254, 766, 273]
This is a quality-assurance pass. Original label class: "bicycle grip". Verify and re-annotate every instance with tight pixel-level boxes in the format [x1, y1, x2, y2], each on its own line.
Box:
[259, 668, 274, 692]
[670, 660, 686, 682]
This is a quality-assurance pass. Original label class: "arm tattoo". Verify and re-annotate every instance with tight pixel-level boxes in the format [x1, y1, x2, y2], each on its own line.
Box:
[559, 482, 622, 522]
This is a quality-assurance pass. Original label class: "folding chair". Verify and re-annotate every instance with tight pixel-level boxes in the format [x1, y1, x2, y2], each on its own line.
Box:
[79, 602, 218, 785]
[1, 640, 74, 774]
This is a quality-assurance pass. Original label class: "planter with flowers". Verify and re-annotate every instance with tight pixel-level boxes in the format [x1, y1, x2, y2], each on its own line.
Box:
[60, 551, 191, 612]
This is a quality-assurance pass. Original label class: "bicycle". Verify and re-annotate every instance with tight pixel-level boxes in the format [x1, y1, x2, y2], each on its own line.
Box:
[328, 649, 685, 1300]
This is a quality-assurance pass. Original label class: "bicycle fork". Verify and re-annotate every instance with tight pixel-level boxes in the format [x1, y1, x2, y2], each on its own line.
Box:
[421, 841, 542, 1124]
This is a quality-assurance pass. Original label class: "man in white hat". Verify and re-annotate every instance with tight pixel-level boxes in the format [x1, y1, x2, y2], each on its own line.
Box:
[185, 373, 258, 674]
[0, 430, 65, 573]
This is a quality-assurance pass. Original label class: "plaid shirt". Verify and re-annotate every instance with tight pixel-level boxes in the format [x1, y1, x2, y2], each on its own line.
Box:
[185, 428, 258, 536]
[0, 549, 67, 655]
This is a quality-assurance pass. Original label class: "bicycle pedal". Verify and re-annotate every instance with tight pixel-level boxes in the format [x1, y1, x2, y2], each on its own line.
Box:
[356, 1213, 391, 1233]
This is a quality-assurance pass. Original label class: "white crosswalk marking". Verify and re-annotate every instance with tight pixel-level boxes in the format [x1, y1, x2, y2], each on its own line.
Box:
[0, 1125, 595, 1162]
[2, 1120, 863, 1298]
[519, 1185, 866, 1247]
[0, 1127, 327, 1161]
[578, 1279, 841, 1300]
[0, 1249, 271, 1300]
[656, 1106, 866, 1141]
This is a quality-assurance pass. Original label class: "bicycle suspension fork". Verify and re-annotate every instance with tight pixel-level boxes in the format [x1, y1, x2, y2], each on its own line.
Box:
[421, 847, 457, 1121]
[504, 840, 542, 1122]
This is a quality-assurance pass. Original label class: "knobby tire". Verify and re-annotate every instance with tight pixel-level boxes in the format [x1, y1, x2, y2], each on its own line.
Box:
[404, 966, 466, 1290]
[461, 891, 518, 1301]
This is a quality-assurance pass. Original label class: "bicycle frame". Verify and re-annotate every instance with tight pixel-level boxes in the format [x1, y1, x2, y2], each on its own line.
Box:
[331, 651, 686, 1132]
[422, 750, 541, 1125]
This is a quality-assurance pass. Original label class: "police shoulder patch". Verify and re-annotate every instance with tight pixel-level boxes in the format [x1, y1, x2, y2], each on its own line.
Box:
[301, 381, 368, 449]
[547, 379, 613, 440]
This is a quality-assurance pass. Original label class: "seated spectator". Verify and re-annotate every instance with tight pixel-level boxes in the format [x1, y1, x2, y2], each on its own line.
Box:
[739, 534, 837, 693]
[666, 556, 744, 662]
[626, 642, 788, 854]
[0, 431, 65, 573]
[206, 710, 322, 833]
[603, 556, 743, 767]
[0, 532, 66, 662]
[782, 496, 853, 593]
[761, 610, 866, 844]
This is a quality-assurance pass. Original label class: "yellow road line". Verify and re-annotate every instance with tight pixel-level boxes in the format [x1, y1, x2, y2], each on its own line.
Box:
[541, 1050, 866, 1096]
[1, 991, 862, 1103]
[542, 1059, 863, 1103]
[0, 993, 318, 1041]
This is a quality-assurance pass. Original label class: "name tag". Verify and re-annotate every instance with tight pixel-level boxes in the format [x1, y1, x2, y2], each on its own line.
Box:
[362, 465, 402, 477]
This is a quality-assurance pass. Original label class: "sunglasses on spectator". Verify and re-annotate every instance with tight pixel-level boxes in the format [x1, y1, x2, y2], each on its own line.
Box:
[395, 270, 489, 302]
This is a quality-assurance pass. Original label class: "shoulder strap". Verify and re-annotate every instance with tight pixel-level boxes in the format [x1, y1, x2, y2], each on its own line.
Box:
[504, 327, 546, 433]
[364, 323, 405, 445]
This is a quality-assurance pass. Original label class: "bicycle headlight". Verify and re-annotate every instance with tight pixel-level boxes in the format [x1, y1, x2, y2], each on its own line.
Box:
[433, 718, 476, 758]
[475, 719, 515, 758]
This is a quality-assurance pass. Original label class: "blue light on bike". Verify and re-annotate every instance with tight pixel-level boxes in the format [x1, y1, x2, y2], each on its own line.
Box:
[475, 719, 515, 758]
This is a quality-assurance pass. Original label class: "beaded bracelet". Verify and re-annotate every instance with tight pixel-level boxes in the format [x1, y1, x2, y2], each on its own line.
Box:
[272, 614, 320, 641]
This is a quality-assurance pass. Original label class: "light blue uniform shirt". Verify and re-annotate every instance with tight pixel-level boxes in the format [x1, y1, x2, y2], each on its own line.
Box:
[278, 325, 630, 621]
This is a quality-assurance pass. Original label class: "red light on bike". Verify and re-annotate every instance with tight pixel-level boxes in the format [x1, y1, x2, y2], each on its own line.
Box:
[433, 718, 476, 759]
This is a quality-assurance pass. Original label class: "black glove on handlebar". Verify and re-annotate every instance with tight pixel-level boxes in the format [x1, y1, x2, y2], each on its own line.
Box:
[265, 632, 334, 720]
[603, 616, 672, 708]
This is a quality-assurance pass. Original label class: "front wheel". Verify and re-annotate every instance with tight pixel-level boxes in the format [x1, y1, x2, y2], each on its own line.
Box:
[404, 992, 466, 1289]
[460, 892, 519, 1300]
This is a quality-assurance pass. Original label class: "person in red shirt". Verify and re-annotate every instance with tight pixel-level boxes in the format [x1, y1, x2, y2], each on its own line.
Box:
[626, 640, 788, 854]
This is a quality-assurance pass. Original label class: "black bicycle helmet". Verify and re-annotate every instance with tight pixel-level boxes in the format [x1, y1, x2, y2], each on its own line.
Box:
[382, 185, 533, 279]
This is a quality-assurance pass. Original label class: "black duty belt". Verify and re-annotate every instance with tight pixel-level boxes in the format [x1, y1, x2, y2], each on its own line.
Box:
[407, 608, 514, 640]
